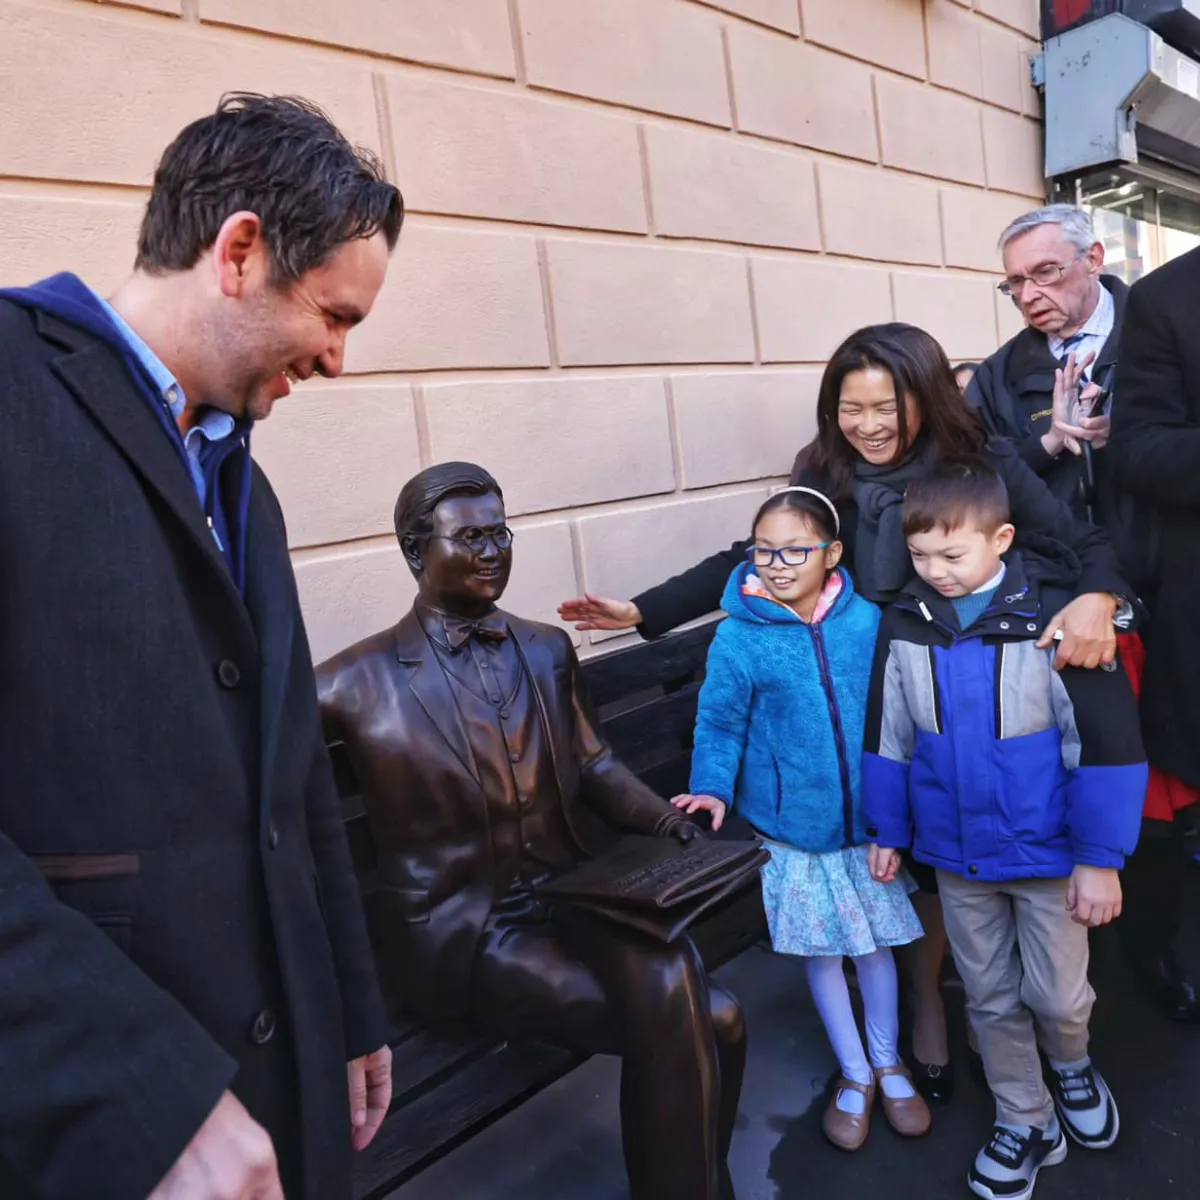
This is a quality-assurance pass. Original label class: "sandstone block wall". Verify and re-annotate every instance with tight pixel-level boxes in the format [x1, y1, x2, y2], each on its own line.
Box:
[0, 0, 1044, 660]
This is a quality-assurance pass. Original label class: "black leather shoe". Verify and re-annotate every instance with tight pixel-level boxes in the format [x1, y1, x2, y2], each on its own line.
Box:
[911, 1059, 955, 1104]
[1134, 952, 1200, 1023]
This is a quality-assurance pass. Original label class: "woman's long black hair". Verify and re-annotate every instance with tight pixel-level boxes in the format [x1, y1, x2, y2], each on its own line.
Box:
[804, 323, 987, 500]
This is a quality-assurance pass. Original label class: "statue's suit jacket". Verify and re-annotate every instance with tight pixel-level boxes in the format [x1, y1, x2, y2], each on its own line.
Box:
[316, 610, 684, 1018]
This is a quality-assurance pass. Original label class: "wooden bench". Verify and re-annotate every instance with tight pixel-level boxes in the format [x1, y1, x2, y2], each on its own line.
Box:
[331, 623, 768, 1200]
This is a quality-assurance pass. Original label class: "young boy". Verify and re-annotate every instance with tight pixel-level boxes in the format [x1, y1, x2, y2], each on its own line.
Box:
[862, 464, 1147, 1200]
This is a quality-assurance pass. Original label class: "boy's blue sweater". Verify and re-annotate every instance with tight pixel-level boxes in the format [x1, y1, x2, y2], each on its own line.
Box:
[689, 564, 881, 852]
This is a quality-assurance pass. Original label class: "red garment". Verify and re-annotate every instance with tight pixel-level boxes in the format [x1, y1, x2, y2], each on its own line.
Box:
[1117, 632, 1199, 821]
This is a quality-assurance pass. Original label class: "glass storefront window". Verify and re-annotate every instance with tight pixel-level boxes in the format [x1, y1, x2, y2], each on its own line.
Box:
[1059, 173, 1200, 283]
[1090, 205, 1154, 285]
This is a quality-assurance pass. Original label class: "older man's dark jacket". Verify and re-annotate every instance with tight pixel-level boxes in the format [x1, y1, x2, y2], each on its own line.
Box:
[1111, 245, 1200, 787]
[316, 610, 686, 1018]
[966, 275, 1157, 595]
[0, 296, 387, 1199]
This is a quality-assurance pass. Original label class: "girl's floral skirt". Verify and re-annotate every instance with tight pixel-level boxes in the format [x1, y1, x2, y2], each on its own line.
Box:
[760, 839, 925, 958]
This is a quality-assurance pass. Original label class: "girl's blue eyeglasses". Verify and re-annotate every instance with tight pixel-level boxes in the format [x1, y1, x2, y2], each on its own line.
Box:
[746, 543, 830, 568]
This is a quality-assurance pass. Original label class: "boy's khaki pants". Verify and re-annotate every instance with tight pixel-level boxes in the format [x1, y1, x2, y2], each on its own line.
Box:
[936, 871, 1094, 1129]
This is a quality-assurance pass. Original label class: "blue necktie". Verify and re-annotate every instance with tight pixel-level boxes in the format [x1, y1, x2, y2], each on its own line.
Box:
[1057, 332, 1086, 371]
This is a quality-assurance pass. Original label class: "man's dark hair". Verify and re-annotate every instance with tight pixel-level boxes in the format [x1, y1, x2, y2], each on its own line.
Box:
[394, 463, 504, 545]
[902, 464, 1011, 538]
[136, 93, 404, 283]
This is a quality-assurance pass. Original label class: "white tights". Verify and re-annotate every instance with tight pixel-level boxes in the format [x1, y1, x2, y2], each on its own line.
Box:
[805, 948, 908, 1111]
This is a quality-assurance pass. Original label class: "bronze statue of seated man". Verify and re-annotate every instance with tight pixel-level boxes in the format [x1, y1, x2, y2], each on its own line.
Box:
[316, 462, 745, 1200]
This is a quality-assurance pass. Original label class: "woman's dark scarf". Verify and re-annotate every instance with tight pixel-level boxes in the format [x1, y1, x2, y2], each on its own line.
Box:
[850, 436, 936, 604]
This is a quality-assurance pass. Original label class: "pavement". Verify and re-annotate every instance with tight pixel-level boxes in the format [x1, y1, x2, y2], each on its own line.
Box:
[391, 876, 1200, 1200]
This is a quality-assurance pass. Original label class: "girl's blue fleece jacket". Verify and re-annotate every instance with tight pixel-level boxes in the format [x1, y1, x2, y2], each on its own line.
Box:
[689, 564, 881, 852]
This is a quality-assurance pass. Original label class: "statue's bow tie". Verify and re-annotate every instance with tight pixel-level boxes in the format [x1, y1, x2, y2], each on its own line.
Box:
[444, 613, 509, 652]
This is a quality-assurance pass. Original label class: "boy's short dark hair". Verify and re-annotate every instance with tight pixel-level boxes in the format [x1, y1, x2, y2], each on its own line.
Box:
[902, 464, 1011, 538]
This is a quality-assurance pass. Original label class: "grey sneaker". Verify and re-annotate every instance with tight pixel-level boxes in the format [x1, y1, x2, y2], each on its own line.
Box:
[968, 1119, 1068, 1200]
[1049, 1061, 1119, 1149]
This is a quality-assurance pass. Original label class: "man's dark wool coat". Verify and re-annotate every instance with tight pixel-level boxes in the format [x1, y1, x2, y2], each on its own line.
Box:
[0, 289, 387, 1199]
[1112, 245, 1200, 789]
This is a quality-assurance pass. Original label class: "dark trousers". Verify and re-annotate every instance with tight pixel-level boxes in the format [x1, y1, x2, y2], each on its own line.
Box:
[1119, 817, 1187, 963]
[467, 896, 746, 1200]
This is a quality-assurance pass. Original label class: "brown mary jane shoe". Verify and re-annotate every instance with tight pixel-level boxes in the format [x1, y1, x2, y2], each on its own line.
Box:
[822, 1076, 875, 1152]
[874, 1065, 932, 1137]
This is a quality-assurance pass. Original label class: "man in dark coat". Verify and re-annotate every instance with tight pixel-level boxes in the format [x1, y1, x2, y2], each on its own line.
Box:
[316, 463, 746, 1200]
[0, 95, 403, 1199]
[1111, 246, 1200, 1019]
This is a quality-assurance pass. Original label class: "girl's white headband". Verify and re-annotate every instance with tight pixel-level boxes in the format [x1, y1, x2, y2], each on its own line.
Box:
[769, 485, 841, 537]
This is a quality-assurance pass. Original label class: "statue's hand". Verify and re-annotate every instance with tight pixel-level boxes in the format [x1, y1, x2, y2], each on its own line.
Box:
[658, 815, 704, 844]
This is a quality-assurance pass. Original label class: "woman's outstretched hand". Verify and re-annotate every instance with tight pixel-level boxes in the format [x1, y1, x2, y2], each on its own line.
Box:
[671, 793, 728, 833]
[557, 593, 642, 632]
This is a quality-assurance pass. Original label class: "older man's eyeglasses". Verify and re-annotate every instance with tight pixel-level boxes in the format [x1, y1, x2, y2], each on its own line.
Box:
[433, 526, 514, 554]
[998, 254, 1084, 297]
[747, 543, 829, 568]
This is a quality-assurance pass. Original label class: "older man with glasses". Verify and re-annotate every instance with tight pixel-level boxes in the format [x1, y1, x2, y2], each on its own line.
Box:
[968, 205, 1122, 521]
[968, 204, 1200, 1028]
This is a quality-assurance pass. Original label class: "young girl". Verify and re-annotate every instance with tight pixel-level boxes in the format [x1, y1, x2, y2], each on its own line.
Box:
[674, 487, 930, 1152]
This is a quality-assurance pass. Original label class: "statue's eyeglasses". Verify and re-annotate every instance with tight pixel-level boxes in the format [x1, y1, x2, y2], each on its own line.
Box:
[746, 543, 829, 568]
[431, 526, 515, 554]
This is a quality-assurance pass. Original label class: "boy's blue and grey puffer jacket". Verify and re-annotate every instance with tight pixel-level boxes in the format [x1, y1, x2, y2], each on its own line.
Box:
[861, 551, 1147, 881]
[689, 563, 881, 852]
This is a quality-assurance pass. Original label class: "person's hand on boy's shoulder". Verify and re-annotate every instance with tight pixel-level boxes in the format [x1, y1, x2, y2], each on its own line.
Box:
[1038, 593, 1119, 671]
[868, 844, 901, 884]
[1067, 864, 1123, 926]
[671, 793, 728, 832]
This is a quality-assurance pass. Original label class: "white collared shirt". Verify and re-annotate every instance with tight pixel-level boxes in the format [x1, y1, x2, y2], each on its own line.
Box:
[1046, 283, 1114, 382]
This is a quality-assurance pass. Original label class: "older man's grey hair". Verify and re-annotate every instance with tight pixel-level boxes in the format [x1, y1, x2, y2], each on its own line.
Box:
[997, 204, 1097, 254]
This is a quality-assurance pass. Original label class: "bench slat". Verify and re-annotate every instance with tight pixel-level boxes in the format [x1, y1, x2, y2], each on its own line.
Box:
[585, 623, 716, 709]
[353, 1041, 583, 1200]
[689, 885, 769, 969]
[631, 752, 694, 801]
[602, 685, 701, 766]
[387, 1026, 500, 1106]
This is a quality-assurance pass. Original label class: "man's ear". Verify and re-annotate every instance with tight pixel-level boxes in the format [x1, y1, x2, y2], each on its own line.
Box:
[400, 534, 424, 575]
[211, 211, 267, 298]
[994, 523, 1016, 555]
